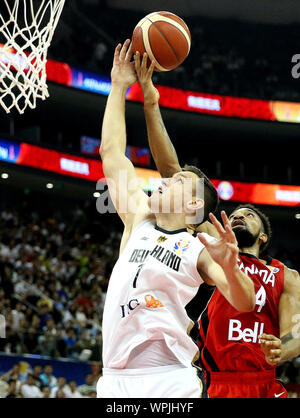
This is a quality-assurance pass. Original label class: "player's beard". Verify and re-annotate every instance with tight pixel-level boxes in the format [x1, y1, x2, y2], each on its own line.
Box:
[233, 227, 260, 249]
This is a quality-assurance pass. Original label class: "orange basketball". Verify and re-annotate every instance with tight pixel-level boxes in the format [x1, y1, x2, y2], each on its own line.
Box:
[131, 11, 191, 72]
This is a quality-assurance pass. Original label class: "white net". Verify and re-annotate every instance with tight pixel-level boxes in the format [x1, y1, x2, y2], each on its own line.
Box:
[0, 0, 65, 114]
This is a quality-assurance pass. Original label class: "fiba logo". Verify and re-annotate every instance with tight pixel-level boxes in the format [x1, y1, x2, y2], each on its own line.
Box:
[217, 181, 234, 201]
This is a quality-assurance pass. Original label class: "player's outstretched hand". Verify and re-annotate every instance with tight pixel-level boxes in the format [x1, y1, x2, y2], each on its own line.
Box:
[134, 51, 160, 105]
[259, 333, 282, 366]
[111, 39, 137, 89]
[197, 211, 239, 272]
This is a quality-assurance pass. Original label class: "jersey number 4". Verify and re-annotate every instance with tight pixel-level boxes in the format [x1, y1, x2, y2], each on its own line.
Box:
[256, 285, 267, 313]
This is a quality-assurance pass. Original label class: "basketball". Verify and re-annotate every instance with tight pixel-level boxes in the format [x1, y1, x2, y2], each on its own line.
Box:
[131, 11, 191, 72]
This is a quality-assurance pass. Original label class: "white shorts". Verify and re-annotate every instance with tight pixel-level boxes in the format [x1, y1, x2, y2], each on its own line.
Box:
[96, 364, 206, 398]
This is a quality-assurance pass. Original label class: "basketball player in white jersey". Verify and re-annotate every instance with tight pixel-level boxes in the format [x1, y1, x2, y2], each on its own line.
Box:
[97, 40, 255, 398]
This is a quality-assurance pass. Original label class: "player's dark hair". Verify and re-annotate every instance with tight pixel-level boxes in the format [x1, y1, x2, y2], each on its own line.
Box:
[230, 203, 272, 256]
[182, 164, 219, 225]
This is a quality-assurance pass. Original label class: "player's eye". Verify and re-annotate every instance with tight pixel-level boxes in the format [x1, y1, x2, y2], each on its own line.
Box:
[247, 213, 254, 217]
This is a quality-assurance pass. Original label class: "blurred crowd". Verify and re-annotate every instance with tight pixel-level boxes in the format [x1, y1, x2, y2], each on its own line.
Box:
[0, 362, 99, 398]
[0, 197, 121, 362]
[48, 1, 300, 101]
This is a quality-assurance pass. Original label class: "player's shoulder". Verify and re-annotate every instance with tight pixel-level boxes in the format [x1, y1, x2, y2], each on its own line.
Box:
[283, 264, 300, 280]
[196, 221, 219, 239]
[282, 264, 300, 293]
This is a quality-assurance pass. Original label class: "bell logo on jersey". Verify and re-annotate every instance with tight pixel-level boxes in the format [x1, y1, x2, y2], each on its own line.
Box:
[228, 319, 264, 343]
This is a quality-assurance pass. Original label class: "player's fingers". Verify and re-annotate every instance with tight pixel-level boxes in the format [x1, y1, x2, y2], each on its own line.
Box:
[221, 211, 231, 230]
[209, 213, 226, 237]
[120, 39, 130, 61]
[259, 333, 280, 343]
[141, 52, 148, 74]
[259, 333, 274, 340]
[146, 60, 156, 79]
[197, 233, 210, 247]
[262, 340, 281, 349]
[222, 212, 238, 243]
[113, 43, 122, 62]
[269, 349, 281, 356]
[268, 358, 280, 365]
[134, 51, 141, 72]
[125, 42, 133, 61]
[224, 224, 238, 244]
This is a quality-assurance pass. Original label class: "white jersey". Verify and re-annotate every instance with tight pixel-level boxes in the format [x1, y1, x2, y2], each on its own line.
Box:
[102, 219, 214, 369]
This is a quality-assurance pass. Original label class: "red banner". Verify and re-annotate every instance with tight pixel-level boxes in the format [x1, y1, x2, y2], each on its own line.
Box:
[1, 139, 299, 206]
[127, 83, 276, 121]
[212, 179, 300, 207]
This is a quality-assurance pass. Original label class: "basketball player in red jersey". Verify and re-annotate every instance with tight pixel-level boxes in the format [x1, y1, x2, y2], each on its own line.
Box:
[134, 52, 300, 398]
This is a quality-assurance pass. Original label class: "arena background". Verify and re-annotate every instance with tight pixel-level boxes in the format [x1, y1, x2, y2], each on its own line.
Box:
[0, 0, 300, 398]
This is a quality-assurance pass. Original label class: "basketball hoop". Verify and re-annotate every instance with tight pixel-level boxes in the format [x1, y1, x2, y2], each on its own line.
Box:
[0, 0, 65, 114]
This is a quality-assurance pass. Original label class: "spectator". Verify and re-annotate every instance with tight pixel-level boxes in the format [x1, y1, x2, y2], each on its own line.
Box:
[5, 380, 18, 398]
[0, 363, 21, 383]
[23, 327, 40, 354]
[41, 386, 51, 398]
[11, 303, 25, 331]
[39, 365, 57, 388]
[74, 330, 94, 360]
[64, 380, 82, 398]
[50, 376, 67, 398]
[77, 374, 96, 397]
[32, 365, 43, 388]
[63, 328, 78, 357]
[55, 389, 66, 398]
[37, 301, 52, 328]
[39, 331, 58, 357]
[20, 374, 43, 398]
[0, 326, 22, 354]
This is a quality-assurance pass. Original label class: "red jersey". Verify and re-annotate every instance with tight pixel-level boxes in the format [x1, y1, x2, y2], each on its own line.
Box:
[197, 253, 285, 373]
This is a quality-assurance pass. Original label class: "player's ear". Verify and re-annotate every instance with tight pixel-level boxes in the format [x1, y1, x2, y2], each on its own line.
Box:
[259, 232, 268, 244]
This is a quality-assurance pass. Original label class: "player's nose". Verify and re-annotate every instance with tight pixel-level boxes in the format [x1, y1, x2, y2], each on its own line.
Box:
[233, 214, 245, 220]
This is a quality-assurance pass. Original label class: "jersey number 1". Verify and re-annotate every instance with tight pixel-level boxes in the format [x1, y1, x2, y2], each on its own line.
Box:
[133, 264, 144, 288]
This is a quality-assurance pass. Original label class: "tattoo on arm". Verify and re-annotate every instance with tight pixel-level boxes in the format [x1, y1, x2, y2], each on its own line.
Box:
[281, 332, 294, 345]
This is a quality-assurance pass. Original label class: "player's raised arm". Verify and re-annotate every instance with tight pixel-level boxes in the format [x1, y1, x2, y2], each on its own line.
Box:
[134, 52, 219, 238]
[259, 268, 300, 365]
[197, 211, 256, 312]
[100, 41, 149, 228]
[134, 52, 181, 178]
[276, 267, 300, 362]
